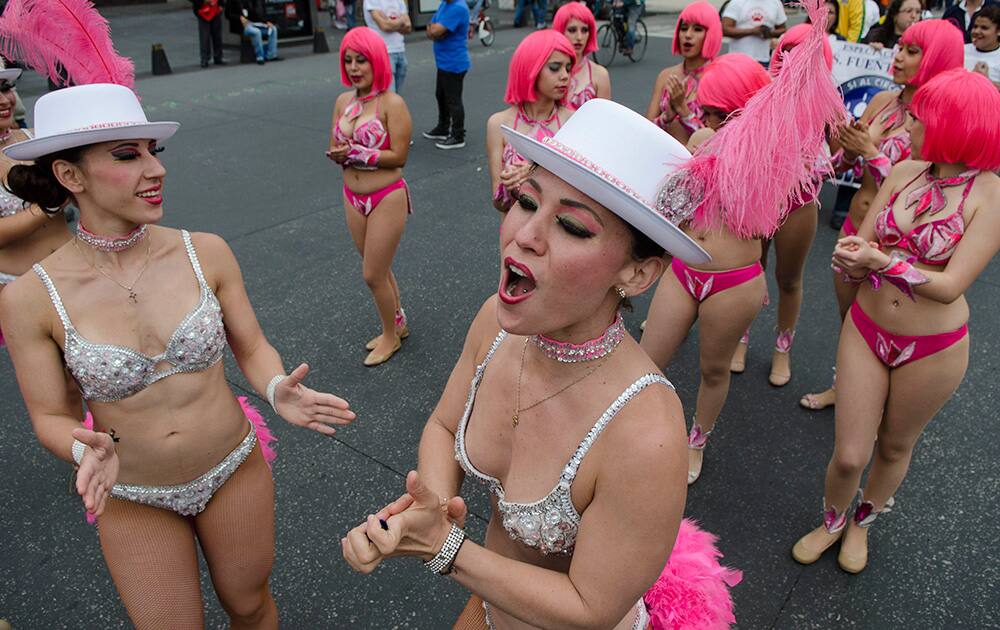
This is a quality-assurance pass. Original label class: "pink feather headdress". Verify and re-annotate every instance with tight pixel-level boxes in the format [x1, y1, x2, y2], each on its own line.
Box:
[656, 0, 847, 239]
[0, 0, 134, 89]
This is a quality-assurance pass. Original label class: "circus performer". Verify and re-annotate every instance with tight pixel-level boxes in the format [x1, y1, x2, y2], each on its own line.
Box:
[552, 1, 610, 110]
[487, 29, 576, 212]
[645, 0, 722, 145]
[328, 27, 413, 366]
[342, 99, 742, 630]
[792, 68, 1000, 574]
[800, 19, 964, 410]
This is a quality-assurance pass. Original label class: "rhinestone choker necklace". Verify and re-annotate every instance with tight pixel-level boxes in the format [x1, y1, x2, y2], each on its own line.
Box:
[76, 223, 148, 253]
[531, 312, 625, 363]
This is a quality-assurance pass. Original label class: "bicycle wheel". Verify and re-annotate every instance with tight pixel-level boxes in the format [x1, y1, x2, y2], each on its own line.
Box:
[627, 19, 647, 62]
[480, 18, 495, 46]
[593, 22, 616, 66]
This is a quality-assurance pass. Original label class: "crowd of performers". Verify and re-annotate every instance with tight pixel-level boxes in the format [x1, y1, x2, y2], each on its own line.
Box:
[0, 0, 998, 627]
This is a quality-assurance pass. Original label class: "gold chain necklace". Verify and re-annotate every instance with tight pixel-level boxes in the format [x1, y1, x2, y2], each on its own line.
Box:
[73, 233, 152, 304]
[512, 338, 608, 428]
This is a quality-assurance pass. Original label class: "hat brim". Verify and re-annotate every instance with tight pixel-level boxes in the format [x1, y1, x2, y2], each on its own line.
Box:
[2, 121, 180, 161]
[0, 68, 22, 81]
[503, 126, 711, 264]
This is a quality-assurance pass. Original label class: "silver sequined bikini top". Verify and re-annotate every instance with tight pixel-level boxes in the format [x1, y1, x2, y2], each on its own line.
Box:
[455, 331, 673, 556]
[0, 129, 34, 217]
[34, 230, 226, 403]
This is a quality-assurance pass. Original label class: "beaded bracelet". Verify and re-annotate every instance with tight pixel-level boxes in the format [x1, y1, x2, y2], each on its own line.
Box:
[424, 524, 467, 575]
[266, 374, 285, 413]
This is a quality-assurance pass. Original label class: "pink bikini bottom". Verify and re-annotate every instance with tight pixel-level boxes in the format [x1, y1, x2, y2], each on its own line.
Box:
[343, 178, 411, 217]
[671, 258, 764, 303]
[849, 301, 968, 368]
[842, 215, 858, 237]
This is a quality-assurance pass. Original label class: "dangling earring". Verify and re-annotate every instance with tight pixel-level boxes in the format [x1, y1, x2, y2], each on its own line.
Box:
[616, 287, 627, 300]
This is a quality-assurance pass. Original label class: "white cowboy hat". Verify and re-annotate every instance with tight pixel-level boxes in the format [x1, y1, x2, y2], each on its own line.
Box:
[502, 98, 710, 264]
[3, 83, 178, 161]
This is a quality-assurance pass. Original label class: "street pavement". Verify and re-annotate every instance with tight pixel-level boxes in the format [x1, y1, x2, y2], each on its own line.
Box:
[2, 7, 999, 630]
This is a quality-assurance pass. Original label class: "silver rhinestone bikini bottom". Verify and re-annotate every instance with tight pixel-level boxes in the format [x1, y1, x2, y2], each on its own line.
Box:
[483, 597, 648, 629]
[109, 424, 257, 517]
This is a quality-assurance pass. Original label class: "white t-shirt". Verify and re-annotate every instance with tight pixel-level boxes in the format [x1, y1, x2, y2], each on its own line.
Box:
[722, 0, 787, 62]
[965, 43, 1000, 83]
[363, 0, 408, 53]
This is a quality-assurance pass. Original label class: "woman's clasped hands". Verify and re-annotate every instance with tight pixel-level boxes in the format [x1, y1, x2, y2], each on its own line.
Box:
[832, 235, 890, 279]
[342, 471, 467, 574]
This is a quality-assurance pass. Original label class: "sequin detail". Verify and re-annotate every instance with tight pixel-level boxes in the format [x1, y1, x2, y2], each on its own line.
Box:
[33, 230, 226, 403]
[77, 223, 148, 252]
[455, 331, 674, 555]
[110, 423, 256, 516]
[531, 312, 625, 363]
[483, 598, 648, 629]
[655, 169, 703, 226]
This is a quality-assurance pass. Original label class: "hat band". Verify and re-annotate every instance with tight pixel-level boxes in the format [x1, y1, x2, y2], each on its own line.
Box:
[60, 120, 152, 134]
[540, 136, 654, 209]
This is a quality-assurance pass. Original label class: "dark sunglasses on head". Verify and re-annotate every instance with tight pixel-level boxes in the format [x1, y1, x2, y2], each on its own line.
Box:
[0, 81, 16, 93]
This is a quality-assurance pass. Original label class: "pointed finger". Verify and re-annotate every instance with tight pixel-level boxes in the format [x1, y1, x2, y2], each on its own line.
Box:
[310, 392, 351, 410]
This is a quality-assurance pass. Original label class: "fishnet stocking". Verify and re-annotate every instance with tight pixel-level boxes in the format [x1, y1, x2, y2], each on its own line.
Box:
[97, 444, 276, 629]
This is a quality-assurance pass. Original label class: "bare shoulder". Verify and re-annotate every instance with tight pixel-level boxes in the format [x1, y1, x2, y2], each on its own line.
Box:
[381, 90, 409, 112]
[487, 107, 516, 132]
[687, 127, 715, 152]
[598, 375, 686, 471]
[969, 170, 1000, 216]
[890, 158, 928, 181]
[185, 230, 238, 279]
[0, 269, 52, 332]
[860, 89, 896, 121]
[590, 60, 610, 82]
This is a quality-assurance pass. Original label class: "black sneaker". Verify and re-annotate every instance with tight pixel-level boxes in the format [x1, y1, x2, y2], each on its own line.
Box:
[214, 59, 227, 66]
[200, 61, 209, 68]
[435, 136, 466, 150]
[422, 126, 449, 140]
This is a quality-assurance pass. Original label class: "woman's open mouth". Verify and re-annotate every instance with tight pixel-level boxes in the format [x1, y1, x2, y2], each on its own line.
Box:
[498, 257, 537, 304]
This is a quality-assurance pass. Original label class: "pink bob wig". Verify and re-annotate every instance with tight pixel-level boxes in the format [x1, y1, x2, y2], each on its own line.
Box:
[696, 53, 772, 113]
[910, 68, 1000, 171]
[770, 23, 832, 72]
[339, 26, 392, 93]
[504, 29, 577, 105]
[673, 1, 723, 60]
[898, 19, 965, 89]
[553, 2, 597, 56]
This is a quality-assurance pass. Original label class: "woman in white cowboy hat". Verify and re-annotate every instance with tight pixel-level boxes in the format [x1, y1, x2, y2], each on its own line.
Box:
[0, 60, 73, 306]
[342, 99, 743, 629]
[0, 83, 356, 628]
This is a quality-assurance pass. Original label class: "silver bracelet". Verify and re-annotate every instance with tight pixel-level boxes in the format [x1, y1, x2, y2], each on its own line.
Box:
[266, 374, 285, 413]
[71, 439, 86, 466]
[423, 523, 467, 575]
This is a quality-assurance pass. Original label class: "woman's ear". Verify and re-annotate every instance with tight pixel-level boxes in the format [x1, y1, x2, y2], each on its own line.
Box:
[52, 159, 85, 195]
[617, 254, 666, 300]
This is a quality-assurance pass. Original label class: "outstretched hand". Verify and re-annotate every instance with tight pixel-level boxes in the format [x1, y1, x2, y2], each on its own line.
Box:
[72, 428, 119, 517]
[342, 471, 467, 574]
[274, 363, 356, 435]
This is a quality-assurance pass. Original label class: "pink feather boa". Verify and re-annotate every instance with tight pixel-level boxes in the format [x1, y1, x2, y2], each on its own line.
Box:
[644, 519, 744, 630]
[81, 396, 276, 524]
[682, 0, 847, 239]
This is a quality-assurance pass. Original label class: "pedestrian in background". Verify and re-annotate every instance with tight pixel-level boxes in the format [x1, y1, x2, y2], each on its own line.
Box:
[722, 0, 788, 66]
[364, 0, 411, 91]
[190, 0, 226, 67]
[424, 0, 470, 149]
[240, 0, 281, 64]
[514, 0, 546, 28]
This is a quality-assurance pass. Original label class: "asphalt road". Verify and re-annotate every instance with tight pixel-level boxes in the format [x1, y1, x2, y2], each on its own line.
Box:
[2, 14, 999, 630]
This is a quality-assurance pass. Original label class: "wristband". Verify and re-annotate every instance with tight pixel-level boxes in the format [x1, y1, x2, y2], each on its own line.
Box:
[345, 144, 380, 169]
[864, 153, 892, 187]
[71, 439, 86, 465]
[424, 523, 467, 575]
[876, 252, 928, 301]
[266, 374, 285, 413]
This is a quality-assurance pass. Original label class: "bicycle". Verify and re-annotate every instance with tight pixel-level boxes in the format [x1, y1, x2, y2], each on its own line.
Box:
[467, 0, 495, 47]
[592, 0, 647, 66]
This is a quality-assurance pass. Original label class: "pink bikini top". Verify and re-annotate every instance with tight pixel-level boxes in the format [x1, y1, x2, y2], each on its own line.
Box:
[334, 94, 390, 151]
[871, 96, 911, 164]
[500, 106, 562, 170]
[567, 61, 597, 111]
[874, 167, 979, 266]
